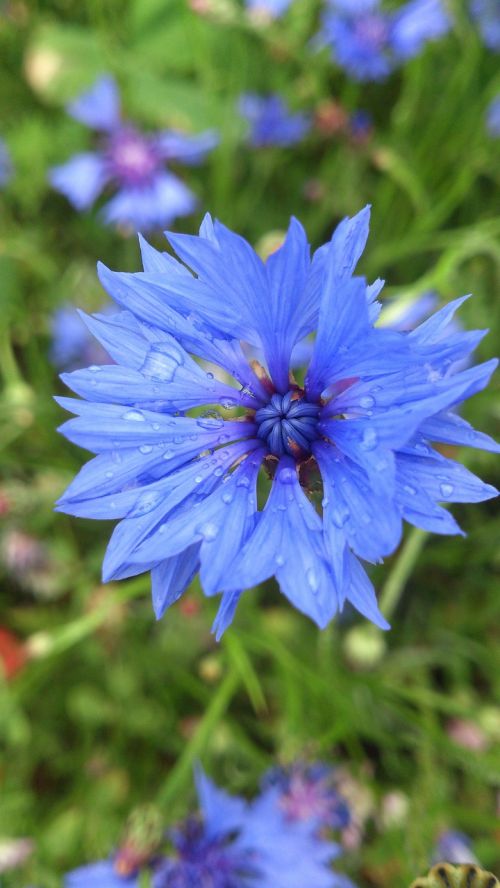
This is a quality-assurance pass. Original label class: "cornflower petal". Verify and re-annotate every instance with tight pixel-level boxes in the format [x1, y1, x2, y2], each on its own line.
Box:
[67, 75, 121, 131]
[49, 153, 108, 210]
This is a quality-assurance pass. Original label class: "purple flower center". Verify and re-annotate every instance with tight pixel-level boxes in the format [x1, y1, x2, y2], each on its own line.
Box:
[280, 773, 350, 830]
[106, 127, 160, 186]
[255, 391, 320, 458]
[155, 822, 253, 888]
[354, 13, 389, 49]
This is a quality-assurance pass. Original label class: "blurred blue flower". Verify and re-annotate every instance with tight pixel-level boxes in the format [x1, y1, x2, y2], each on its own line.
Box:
[487, 95, 500, 137]
[239, 94, 310, 147]
[245, 0, 293, 16]
[56, 206, 499, 636]
[261, 762, 351, 832]
[49, 76, 217, 231]
[348, 110, 373, 142]
[50, 304, 114, 370]
[470, 0, 500, 50]
[66, 860, 138, 887]
[432, 830, 479, 865]
[0, 138, 13, 186]
[154, 768, 345, 888]
[319, 0, 450, 81]
[65, 768, 348, 888]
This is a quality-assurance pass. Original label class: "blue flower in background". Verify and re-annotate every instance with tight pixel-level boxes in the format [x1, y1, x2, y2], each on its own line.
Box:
[262, 762, 351, 832]
[239, 94, 310, 147]
[65, 768, 348, 888]
[56, 206, 499, 636]
[432, 830, 479, 865]
[50, 304, 114, 370]
[487, 95, 500, 137]
[0, 138, 13, 186]
[49, 76, 217, 231]
[245, 0, 293, 17]
[470, 0, 500, 50]
[66, 860, 138, 887]
[319, 0, 450, 81]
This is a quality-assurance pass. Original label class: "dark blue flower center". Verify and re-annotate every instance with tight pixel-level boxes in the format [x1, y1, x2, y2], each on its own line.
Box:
[255, 392, 320, 458]
[106, 127, 160, 186]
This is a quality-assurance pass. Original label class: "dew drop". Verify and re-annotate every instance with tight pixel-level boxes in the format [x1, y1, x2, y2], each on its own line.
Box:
[360, 427, 378, 450]
[214, 467, 224, 477]
[194, 475, 204, 484]
[306, 567, 319, 593]
[196, 415, 224, 431]
[123, 409, 145, 422]
[359, 395, 375, 409]
[163, 450, 174, 460]
[275, 554, 285, 567]
[403, 483, 416, 495]
[236, 475, 251, 489]
[152, 423, 160, 431]
[278, 467, 296, 485]
[131, 491, 162, 515]
[198, 521, 219, 541]
[141, 343, 184, 382]
[439, 482, 454, 498]
[139, 444, 153, 454]
[222, 491, 234, 504]
[88, 365, 101, 373]
[220, 397, 236, 409]
[105, 470, 114, 479]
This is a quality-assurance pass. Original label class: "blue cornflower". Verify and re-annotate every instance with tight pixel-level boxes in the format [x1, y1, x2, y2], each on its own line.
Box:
[239, 94, 310, 148]
[432, 830, 479, 865]
[245, 0, 293, 17]
[56, 206, 499, 636]
[50, 304, 114, 370]
[261, 762, 351, 832]
[49, 76, 217, 231]
[470, 0, 500, 50]
[0, 138, 13, 186]
[487, 95, 500, 137]
[319, 0, 450, 81]
[65, 769, 346, 888]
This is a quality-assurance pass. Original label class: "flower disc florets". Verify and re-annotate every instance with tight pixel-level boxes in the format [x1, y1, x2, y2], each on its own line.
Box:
[56, 206, 499, 636]
[255, 391, 320, 458]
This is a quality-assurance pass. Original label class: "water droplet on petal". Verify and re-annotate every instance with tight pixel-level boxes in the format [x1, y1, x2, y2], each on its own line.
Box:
[194, 475, 204, 484]
[222, 491, 233, 504]
[275, 554, 285, 567]
[360, 427, 378, 450]
[278, 467, 296, 485]
[236, 475, 250, 489]
[131, 490, 162, 516]
[163, 449, 174, 460]
[123, 410, 145, 422]
[403, 483, 416, 495]
[306, 567, 319, 593]
[198, 521, 219, 541]
[88, 365, 101, 373]
[196, 416, 224, 431]
[105, 470, 114, 479]
[139, 444, 153, 454]
[360, 395, 375, 409]
[141, 343, 184, 382]
[440, 482, 454, 498]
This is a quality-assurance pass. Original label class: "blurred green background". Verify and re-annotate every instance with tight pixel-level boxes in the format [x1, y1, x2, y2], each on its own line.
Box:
[0, 0, 499, 885]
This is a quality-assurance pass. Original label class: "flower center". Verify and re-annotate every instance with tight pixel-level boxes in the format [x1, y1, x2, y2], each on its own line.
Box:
[107, 128, 160, 186]
[354, 14, 388, 49]
[255, 391, 320, 459]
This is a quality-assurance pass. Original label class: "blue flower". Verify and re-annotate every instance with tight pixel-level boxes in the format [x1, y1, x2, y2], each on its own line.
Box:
[470, 0, 500, 50]
[245, 0, 293, 17]
[0, 138, 13, 186]
[487, 95, 500, 137]
[65, 769, 348, 888]
[50, 304, 114, 370]
[432, 830, 479, 865]
[239, 94, 310, 147]
[319, 0, 450, 81]
[49, 76, 217, 231]
[154, 768, 345, 888]
[56, 206, 499, 636]
[261, 762, 351, 832]
[65, 860, 138, 887]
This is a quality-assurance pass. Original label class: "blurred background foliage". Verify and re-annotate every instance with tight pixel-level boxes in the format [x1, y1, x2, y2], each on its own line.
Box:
[0, 0, 499, 885]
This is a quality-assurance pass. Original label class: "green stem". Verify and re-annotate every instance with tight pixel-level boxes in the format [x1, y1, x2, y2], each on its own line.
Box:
[156, 663, 240, 809]
[379, 527, 428, 620]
